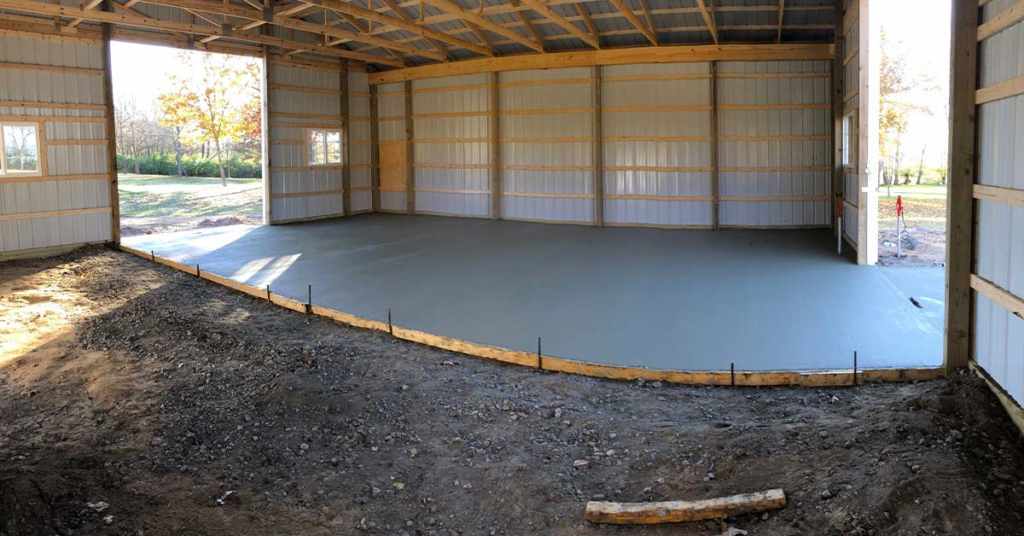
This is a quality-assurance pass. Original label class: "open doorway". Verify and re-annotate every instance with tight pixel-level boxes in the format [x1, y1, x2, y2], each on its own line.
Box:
[875, 0, 951, 267]
[110, 42, 263, 237]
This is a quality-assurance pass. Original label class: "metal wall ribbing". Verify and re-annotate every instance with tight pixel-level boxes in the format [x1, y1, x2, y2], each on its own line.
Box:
[413, 74, 490, 217]
[348, 67, 373, 214]
[601, 63, 713, 227]
[975, 0, 1024, 404]
[499, 68, 595, 224]
[0, 31, 111, 255]
[717, 60, 832, 228]
[376, 82, 408, 212]
[267, 60, 344, 223]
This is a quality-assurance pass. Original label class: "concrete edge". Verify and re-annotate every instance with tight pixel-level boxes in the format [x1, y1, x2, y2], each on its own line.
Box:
[120, 243, 946, 388]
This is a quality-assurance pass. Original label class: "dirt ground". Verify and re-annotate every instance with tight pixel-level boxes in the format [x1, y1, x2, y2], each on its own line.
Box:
[2, 248, 1024, 536]
[878, 194, 947, 267]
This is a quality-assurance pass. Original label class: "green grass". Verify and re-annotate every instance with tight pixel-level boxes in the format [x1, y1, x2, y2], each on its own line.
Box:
[118, 173, 262, 220]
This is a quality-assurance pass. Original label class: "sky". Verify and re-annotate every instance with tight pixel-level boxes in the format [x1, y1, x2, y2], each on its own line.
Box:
[110, 41, 258, 116]
[877, 0, 952, 169]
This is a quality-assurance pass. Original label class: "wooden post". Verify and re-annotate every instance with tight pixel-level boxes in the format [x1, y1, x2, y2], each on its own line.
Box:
[592, 66, 604, 226]
[101, 1, 119, 245]
[856, 0, 879, 265]
[404, 79, 415, 214]
[340, 60, 351, 217]
[370, 84, 381, 212]
[710, 60, 720, 230]
[944, 0, 979, 371]
[831, 0, 844, 237]
[260, 8, 274, 224]
[489, 71, 501, 219]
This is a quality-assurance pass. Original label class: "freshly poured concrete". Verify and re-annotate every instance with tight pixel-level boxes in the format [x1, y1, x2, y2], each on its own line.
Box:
[124, 214, 944, 371]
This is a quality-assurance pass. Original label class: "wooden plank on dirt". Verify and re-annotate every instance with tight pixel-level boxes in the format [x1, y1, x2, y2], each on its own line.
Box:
[584, 489, 786, 525]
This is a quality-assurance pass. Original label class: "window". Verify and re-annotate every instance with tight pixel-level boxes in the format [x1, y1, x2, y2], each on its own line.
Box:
[0, 123, 41, 177]
[308, 128, 343, 166]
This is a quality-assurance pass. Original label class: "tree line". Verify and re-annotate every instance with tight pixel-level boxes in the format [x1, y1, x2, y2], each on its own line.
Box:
[115, 53, 261, 184]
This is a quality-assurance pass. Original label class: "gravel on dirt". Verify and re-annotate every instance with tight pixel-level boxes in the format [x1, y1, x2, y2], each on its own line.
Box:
[2, 247, 1023, 536]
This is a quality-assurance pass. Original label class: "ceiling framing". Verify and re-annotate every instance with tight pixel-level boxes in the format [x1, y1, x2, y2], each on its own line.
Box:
[0, 0, 837, 71]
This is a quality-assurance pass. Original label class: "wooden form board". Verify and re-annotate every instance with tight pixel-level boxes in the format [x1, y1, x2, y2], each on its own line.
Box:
[120, 243, 946, 388]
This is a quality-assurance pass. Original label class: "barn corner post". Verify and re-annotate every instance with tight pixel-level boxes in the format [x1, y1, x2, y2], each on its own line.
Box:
[340, 60, 351, 217]
[259, 5, 273, 225]
[709, 60, 720, 230]
[369, 83, 381, 213]
[101, 0, 120, 245]
[831, 0, 844, 240]
[488, 71, 501, 219]
[404, 79, 415, 215]
[943, 0, 979, 373]
[591, 65, 604, 227]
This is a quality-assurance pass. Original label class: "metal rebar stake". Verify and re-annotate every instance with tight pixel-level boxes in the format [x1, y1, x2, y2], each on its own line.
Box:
[306, 284, 312, 314]
[537, 337, 543, 370]
[853, 351, 858, 386]
[387, 308, 393, 335]
[731, 362, 735, 387]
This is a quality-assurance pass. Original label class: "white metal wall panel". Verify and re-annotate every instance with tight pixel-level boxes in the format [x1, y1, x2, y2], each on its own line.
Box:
[602, 63, 712, 227]
[975, 3, 1024, 405]
[268, 61, 344, 223]
[717, 61, 832, 228]
[377, 82, 407, 212]
[349, 68, 372, 213]
[500, 68, 594, 223]
[0, 31, 111, 255]
[413, 74, 490, 217]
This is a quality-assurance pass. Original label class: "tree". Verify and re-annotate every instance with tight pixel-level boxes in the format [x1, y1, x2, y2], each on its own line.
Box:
[157, 89, 192, 176]
[879, 30, 937, 186]
[158, 53, 259, 185]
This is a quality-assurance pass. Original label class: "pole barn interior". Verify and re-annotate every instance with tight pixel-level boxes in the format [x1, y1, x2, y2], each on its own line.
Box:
[0, 0, 1021, 419]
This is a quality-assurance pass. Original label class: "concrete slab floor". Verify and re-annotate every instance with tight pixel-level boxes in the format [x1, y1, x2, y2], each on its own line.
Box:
[123, 214, 945, 371]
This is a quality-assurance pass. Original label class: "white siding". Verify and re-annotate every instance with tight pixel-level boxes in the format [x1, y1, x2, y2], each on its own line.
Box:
[0, 31, 111, 255]
[974, 0, 1024, 405]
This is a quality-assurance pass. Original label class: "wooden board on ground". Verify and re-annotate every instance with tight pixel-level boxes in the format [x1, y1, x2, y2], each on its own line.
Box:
[584, 489, 786, 525]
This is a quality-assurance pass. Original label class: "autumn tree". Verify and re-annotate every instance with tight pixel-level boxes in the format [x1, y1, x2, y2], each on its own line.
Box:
[156, 89, 191, 176]
[879, 30, 937, 185]
[158, 53, 260, 185]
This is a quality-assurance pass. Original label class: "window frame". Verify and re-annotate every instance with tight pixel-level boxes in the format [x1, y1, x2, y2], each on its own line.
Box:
[0, 121, 43, 178]
[306, 127, 343, 167]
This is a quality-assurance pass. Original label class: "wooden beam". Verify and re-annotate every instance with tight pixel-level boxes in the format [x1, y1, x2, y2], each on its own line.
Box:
[974, 184, 1024, 205]
[945, 0, 979, 371]
[607, 0, 657, 45]
[575, 3, 599, 46]
[637, 0, 657, 45]
[510, 0, 546, 51]
[368, 43, 835, 84]
[592, 66, 603, 225]
[520, 0, 598, 48]
[101, 0, 119, 245]
[260, 13, 273, 224]
[0, 0, 403, 66]
[696, 0, 719, 43]
[273, 12, 445, 61]
[69, 0, 105, 29]
[301, 0, 491, 56]
[369, 84, 381, 212]
[831, 0, 843, 238]
[976, 74, 1024, 105]
[378, 0, 449, 59]
[488, 72, 501, 219]
[584, 489, 786, 525]
[421, 0, 544, 52]
[971, 275, 1024, 320]
[777, 0, 785, 42]
[710, 60, 719, 230]
[404, 80, 415, 214]
[341, 60, 352, 217]
[977, 0, 1024, 41]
